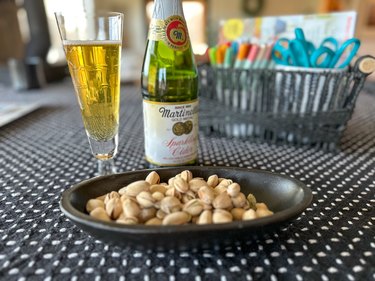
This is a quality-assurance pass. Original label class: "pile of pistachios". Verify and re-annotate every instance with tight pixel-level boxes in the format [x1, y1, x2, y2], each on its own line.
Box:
[86, 170, 273, 226]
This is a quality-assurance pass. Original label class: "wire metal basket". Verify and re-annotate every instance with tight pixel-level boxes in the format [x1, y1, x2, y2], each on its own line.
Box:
[198, 56, 374, 150]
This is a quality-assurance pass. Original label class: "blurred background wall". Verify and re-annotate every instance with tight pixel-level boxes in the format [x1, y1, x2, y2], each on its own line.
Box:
[0, 0, 374, 87]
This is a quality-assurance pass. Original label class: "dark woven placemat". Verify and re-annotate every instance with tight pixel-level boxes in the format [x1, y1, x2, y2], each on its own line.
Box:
[0, 80, 374, 280]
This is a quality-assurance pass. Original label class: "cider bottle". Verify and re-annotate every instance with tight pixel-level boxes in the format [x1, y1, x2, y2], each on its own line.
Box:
[141, 0, 199, 166]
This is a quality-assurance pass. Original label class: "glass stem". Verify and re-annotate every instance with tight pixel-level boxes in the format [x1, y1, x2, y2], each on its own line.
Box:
[97, 159, 117, 176]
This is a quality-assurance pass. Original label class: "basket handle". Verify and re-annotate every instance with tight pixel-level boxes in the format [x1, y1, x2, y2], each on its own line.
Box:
[353, 55, 375, 76]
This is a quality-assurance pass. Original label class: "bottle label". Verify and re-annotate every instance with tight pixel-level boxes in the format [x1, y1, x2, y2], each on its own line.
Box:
[143, 99, 199, 166]
[148, 15, 189, 51]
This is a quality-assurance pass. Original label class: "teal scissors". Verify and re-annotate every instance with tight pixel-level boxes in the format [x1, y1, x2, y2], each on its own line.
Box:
[272, 28, 360, 68]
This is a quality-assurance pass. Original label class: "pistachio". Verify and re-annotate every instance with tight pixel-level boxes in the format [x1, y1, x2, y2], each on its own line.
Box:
[95, 194, 106, 201]
[145, 217, 162, 225]
[145, 171, 160, 185]
[203, 203, 213, 210]
[180, 170, 193, 182]
[181, 190, 196, 203]
[120, 194, 137, 203]
[197, 210, 213, 224]
[227, 183, 241, 197]
[156, 209, 167, 219]
[183, 199, 204, 216]
[198, 186, 215, 205]
[189, 178, 208, 192]
[256, 202, 268, 210]
[231, 208, 246, 221]
[86, 199, 105, 213]
[104, 191, 120, 204]
[256, 208, 273, 218]
[116, 216, 138, 225]
[119, 180, 150, 197]
[219, 179, 233, 187]
[90, 207, 111, 221]
[138, 207, 157, 223]
[232, 193, 248, 208]
[247, 193, 257, 210]
[207, 174, 219, 187]
[214, 184, 227, 195]
[212, 209, 233, 224]
[165, 187, 182, 200]
[122, 199, 141, 218]
[150, 184, 166, 194]
[174, 177, 189, 193]
[105, 197, 123, 219]
[85, 170, 273, 226]
[160, 196, 182, 214]
[136, 191, 155, 208]
[151, 191, 165, 201]
[213, 192, 233, 210]
[242, 209, 257, 220]
[162, 211, 191, 225]
[168, 177, 175, 187]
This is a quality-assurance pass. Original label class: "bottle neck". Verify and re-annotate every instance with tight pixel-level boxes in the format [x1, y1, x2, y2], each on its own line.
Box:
[152, 0, 184, 19]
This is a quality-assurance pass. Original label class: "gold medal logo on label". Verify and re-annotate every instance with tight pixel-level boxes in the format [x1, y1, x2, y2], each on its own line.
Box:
[165, 15, 188, 51]
[148, 16, 189, 51]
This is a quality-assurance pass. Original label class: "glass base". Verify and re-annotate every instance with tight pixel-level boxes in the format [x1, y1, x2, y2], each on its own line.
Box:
[97, 159, 117, 176]
[87, 134, 118, 176]
[87, 134, 118, 161]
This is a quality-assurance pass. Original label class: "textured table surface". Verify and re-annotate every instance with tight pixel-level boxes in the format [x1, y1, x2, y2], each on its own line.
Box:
[0, 80, 374, 281]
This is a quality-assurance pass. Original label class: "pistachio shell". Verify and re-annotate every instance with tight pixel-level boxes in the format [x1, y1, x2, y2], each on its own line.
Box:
[231, 207, 246, 221]
[95, 194, 106, 201]
[189, 178, 209, 192]
[150, 184, 166, 194]
[162, 211, 191, 225]
[197, 210, 213, 225]
[183, 199, 204, 216]
[151, 191, 165, 201]
[119, 180, 150, 197]
[136, 191, 155, 208]
[145, 171, 160, 185]
[105, 197, 123, 219]
[243, 209, 257, 220]
[122, 199, 141, 218]
[104, 191, 120, 204]
[219, 179, 233, 187]
[227, 183, 241, 197]
[86, 199, 104, 213]
[138, 207, 157, 223]
[116, 216, 138, 225]
[181, 190, 196, 203]
[145, 217, 162, 225]
[212, 209, 233, 224]
[213, 184, 227, 195]
[174, 177, 189, 193]
[156, 209, 167, 219]
[232, 193, 248, 208]
[198, 186, 215, 205]
[160, 196, 182, 214]
[180, 170, 193, 182]
[90, 207, 111, 221]
[256, 208, 273, 218]
[207, 174, 219, 187]
[213, 192, 233, 210]
[256, 203, 268, 210]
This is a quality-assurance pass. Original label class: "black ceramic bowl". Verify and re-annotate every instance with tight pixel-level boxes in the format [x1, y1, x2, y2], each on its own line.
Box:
[60, 166, 312, 250]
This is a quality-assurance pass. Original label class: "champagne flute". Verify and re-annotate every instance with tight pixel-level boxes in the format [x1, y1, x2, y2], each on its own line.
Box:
[55, 11, 123, 175]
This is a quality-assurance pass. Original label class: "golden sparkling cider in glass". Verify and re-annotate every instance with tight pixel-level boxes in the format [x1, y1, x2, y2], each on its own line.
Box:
[64, 40, 121, 142]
